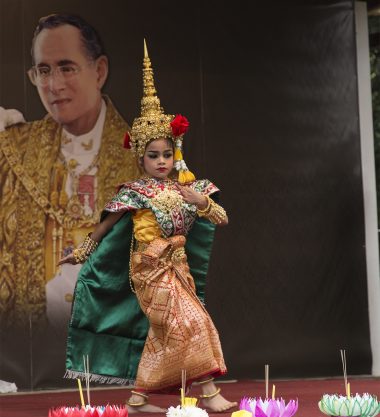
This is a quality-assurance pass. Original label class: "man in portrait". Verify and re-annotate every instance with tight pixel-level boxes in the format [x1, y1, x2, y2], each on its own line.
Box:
[0, 13, 139, 329]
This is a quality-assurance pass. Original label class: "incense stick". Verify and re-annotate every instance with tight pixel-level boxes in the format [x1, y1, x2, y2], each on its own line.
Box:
[83, 355, 91, 406]
[181, 369, 186, 406]
[340, 349, 349, 397]
[86, 355, 91, 406]
[265, 364, 269, 399]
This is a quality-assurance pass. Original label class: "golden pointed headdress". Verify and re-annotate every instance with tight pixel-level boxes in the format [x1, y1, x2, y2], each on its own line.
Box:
[129, 40, 195, 184]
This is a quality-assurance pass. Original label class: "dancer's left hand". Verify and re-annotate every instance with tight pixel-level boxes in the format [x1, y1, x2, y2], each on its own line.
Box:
[177, 185, 208, 209]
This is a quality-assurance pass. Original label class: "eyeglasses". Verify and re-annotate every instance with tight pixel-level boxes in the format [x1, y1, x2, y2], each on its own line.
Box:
[27, 64, 82, 86]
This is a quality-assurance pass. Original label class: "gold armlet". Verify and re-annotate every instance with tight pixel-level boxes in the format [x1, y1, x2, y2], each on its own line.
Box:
[72, 234, 99, 264]
[197, 196, 227, 225]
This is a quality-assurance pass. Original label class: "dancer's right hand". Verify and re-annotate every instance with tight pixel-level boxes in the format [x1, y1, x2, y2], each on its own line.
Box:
[57, 253, 76, 266]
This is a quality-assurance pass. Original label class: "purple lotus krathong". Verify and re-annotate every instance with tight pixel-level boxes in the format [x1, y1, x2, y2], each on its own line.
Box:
[239, 397, 298, 417]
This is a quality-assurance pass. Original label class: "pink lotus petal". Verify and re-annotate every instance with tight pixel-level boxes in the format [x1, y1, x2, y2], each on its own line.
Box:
[101, 406, 112, 417]
[267, 399, 280, 417]
[48, 406, 130, 417]
[277, 399, 285, 415]
[240, 397, 252, 412]
[256, 404, 269, 417]
[119, 408, 128, 417]
[256, 399, 267, 413]
[103, 406, 127, 417]
[283, 400, 298, 417]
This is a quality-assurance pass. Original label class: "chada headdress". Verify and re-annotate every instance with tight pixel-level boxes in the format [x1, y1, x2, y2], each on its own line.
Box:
[124, 40, 195, 184]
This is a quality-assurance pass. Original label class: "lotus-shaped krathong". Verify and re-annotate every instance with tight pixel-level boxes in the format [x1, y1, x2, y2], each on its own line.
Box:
[48, 405, 128, 417]
[318, 394, 380, 417]
[238, 397, 298, 417]
[166, 404, 209, 417]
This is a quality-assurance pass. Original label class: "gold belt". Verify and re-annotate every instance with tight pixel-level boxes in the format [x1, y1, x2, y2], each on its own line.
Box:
[135, 239, 186, 264]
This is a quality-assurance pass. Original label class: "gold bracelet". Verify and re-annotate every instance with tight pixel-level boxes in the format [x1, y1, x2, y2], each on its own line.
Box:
[197, 195, 212, 215]
[72, 234, 99, 264]
[198, 197, 227, 225]
[72, 248, 86, 264]
[82, 233, 99, 253]
[208, 200, 227, 224]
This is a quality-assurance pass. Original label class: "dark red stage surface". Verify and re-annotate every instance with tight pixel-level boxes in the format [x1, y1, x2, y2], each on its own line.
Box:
[1, 378, 379, 417]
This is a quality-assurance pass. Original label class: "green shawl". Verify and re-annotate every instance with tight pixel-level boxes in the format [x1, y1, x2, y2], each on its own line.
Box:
[65, 211, 216, 384]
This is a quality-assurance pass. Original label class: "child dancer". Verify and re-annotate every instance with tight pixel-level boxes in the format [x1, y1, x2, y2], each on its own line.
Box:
[60, 41, 237, 413]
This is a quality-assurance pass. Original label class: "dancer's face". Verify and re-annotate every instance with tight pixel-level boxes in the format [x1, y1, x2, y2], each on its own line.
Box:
[142, 138, 174, 180]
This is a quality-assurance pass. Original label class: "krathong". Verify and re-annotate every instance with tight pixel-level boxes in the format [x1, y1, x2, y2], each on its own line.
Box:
[232, 365, 298, 417]
[166, 370, 209, 417]
[238, 396, 298, 417]
[318, 393, 380, 417]
[49, 357, 129, 416]
[318, 350, 380, 417]
[48, 405, 128, 417]
[166, 405, 209, 417]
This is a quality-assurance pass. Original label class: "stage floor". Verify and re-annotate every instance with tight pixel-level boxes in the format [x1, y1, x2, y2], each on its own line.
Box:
[0, 377, 379, 417]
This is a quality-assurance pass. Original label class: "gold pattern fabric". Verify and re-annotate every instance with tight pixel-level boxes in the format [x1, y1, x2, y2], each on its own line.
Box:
[0, 97, 140, 325]
[131, 235, 226, 392]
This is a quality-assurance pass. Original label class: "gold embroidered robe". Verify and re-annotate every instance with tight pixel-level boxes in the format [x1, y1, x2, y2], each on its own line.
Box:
[0, 98, 139, 325]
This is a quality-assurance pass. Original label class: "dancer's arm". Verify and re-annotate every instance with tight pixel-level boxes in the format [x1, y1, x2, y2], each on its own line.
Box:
[58, 211, 125, 265]
[90, 211, 125, 242]
[178, 185, 228, 226]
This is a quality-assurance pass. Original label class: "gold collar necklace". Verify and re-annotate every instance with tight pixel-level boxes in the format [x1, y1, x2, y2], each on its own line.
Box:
[142, 177, 184, 213]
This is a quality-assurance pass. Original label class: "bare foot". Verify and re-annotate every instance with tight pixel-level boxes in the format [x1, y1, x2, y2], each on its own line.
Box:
[127, 403, 167, 414]
[199, 380, 237, 412]
[201, 393, 238, 413]
[127, 393, 166, 413]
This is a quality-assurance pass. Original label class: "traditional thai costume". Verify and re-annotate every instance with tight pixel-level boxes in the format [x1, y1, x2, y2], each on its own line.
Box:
[65, 41, 229, 394]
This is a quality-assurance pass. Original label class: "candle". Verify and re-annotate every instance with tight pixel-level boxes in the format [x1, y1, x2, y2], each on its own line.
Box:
[180, 388, 184, 406]
[77, 378, 85, 407]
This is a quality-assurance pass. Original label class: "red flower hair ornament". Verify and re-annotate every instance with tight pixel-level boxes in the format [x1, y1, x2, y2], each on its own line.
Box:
[170, 114, 189, 137]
